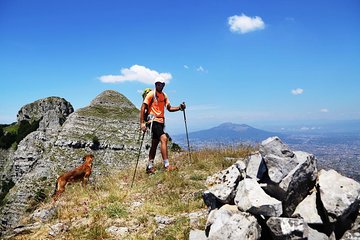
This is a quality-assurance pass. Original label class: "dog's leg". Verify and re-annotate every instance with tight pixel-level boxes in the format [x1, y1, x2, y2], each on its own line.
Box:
[83, 169, 91, 189]
[52, 181, 58, 198]
[52, 177, 66, 202]
[82, 177, 88, 189]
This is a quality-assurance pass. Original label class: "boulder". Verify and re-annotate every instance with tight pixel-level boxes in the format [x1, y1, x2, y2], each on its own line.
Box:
[279, 151, 318, 216]
[317, 169, 360, 223]
[266, 217, 307, 240]
[259, 137, 299, 183]
[235, 178, 282, 217]
[206, 204, 261, 240]
[292, 190, 323, 224]
[204, 165, 242, 206]
[189, 229, 207, 240]
[245, 152, 267, 180]
[307, 226, 330, 240]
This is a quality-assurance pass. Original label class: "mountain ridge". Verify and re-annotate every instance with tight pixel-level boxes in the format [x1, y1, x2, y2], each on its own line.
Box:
[172, 122, 280, 148]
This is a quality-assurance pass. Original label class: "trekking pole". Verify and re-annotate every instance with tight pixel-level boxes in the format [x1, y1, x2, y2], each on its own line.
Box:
[182, 102, 191, 161]
[131, 129, 146, 188]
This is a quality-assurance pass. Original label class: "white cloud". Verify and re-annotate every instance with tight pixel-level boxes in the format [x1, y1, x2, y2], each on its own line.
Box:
[196, 66, 208, 73]
[99, 64, 172, 85]
[320, 108, 329, 113]
[183, 65, 189, 69]
[228, 13, 265, 34]
[291, 88, 304, 95]
[197, 66, 204, 72]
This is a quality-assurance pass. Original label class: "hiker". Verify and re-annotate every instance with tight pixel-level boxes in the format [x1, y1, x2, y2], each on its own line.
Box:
[140, 77, 186, 174]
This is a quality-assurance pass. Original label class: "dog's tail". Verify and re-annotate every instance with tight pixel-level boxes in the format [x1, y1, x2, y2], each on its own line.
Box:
[52, 180, 58, 197]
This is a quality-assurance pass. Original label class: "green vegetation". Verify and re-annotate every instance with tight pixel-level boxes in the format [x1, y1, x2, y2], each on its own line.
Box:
[170, 142, 182, 152]
[77, 106, 139, 120]
[0, 179, 15, 207]
[11, 145, 254, 240]
[0, 120, 40, 149]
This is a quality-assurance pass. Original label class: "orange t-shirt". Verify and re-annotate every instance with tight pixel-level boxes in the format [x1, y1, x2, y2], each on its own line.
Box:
[143, 90, 170, 124]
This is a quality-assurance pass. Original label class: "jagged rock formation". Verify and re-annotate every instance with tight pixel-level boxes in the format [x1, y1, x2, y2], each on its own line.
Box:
[202, 137, 360, 240]
[0, 90, 143, 236]
[17, 96, 74, 124]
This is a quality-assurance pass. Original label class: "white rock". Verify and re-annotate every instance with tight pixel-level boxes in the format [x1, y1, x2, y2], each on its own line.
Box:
[292, 190, 322, 224]
[318, 169, 360, 222]
[235, 178, 283, 217]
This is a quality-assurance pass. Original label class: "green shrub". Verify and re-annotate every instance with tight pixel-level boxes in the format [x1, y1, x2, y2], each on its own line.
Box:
[16, 120, 40, 143]
[170, 142, 182, 152]
[0, 120, 40, 149]
[0, 133, 16, 149]
[105, 202, 128, 218]
[0, 179, 15, 207]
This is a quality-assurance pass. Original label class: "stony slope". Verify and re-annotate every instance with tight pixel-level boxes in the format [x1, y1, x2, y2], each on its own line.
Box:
[0, 90, 143, 236]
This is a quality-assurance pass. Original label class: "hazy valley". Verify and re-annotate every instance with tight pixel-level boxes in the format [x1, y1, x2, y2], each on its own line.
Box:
[173, 122, 360, 182]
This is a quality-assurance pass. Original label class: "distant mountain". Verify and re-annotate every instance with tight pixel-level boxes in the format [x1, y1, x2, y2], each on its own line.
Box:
[172, 122, 279, 148]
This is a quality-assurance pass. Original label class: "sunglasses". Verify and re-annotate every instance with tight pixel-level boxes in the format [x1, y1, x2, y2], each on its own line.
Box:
[155, 82, 165, 86]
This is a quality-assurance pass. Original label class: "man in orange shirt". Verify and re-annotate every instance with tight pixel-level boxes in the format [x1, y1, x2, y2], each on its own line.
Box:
[140, 77, 186, 174]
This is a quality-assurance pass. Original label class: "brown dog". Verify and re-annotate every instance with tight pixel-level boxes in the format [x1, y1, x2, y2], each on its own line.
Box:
[52, 154, 94, 201]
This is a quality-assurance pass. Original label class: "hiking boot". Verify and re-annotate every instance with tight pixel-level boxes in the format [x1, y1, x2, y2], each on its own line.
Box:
[146, 166, 156, 174]
[165, 165, 177, 172]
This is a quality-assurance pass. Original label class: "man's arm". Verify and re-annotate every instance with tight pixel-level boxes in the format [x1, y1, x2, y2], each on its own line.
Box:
[167, 103, 186, 112]
[140, 103, 148, 131]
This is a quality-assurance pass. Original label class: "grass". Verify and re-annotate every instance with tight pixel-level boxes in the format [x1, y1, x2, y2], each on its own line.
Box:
[11, 145, 254, 240]
[3, 124, 19, 134]
[77, 106, 139, 120]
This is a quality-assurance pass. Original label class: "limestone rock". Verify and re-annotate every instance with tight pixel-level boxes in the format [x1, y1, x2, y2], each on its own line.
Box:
[292, 190, 323, 224]
[30, 206, 57, 222]
[17, 96, 73, 125]
[48, 222, 69, 237]
[266, 217, 307, 240]
[235, 178, 282, 217]
[260, 136, 299, 183]
[317, 169, 360, 223]
[202, 137, 360, 240]
[206, 204, 261, 240]
[189, 229, 207, 240]
[279, 151, 318, 216]
[340, 210, 360, 240]
[205, 164, 242, 205]
[245, 152, 267, 180]
[307, 226, 329, 240]
[106, 226, 129, 237]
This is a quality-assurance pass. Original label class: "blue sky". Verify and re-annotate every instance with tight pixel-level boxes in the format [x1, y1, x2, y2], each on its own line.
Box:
[1, 0, 359, 134]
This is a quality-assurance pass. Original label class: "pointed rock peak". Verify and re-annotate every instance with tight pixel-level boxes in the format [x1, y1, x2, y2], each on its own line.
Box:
[17, 96, 74, 123]
[90, 90, 136, 109]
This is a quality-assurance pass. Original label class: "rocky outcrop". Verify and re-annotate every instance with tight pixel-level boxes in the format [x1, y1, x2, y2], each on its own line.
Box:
[202, 136, 360, 240]
[0, 90, 143, 236]
[17, 96, 73, 125]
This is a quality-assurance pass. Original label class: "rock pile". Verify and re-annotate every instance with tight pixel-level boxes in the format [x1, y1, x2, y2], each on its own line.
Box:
[201, 137, 360, 240]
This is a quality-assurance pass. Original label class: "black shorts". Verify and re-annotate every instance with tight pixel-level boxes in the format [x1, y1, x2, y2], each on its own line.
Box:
[151, 121, 165, 140]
